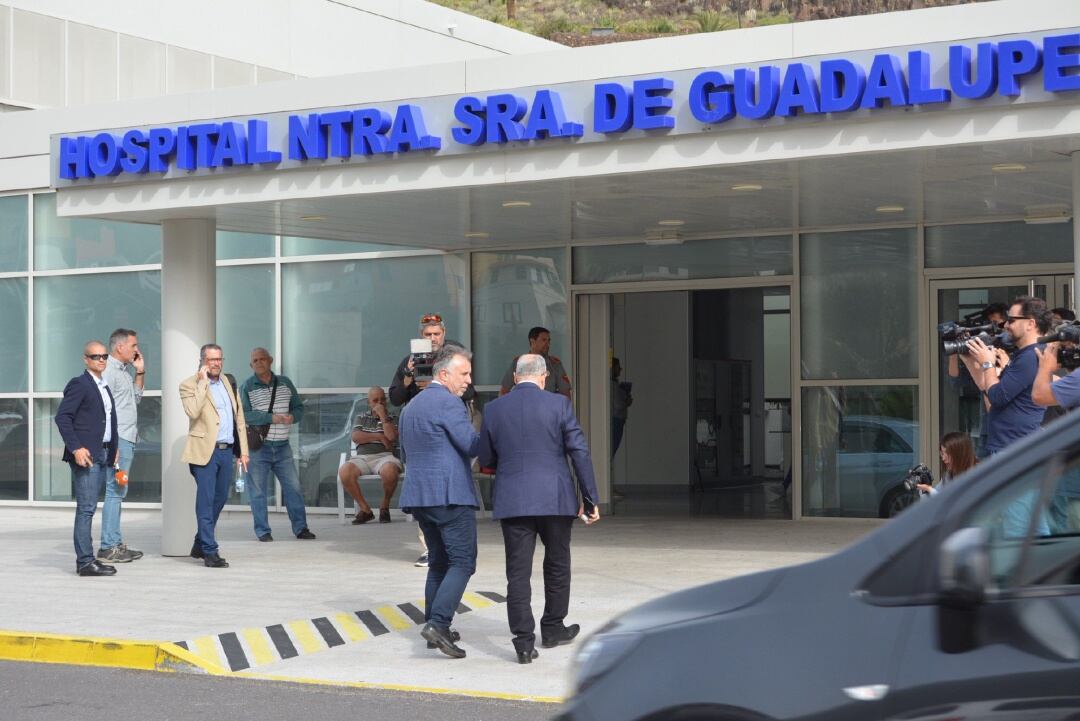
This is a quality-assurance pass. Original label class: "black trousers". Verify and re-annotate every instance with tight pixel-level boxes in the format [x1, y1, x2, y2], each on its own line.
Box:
[500, 515, 573, 652]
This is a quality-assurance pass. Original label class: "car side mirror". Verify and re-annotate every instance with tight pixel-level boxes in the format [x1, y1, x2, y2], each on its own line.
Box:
[938, 527, 991, 607]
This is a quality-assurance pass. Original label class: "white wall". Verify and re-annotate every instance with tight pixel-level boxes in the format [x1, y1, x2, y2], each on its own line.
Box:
[614, 291, 690, 488]
[0, 0, 559, 109]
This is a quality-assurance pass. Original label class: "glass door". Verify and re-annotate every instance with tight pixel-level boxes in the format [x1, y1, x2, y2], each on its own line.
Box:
[930, 275, 1071, 461]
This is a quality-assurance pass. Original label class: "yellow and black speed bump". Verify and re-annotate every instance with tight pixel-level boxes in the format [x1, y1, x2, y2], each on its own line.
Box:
[175, 590, 507, 672]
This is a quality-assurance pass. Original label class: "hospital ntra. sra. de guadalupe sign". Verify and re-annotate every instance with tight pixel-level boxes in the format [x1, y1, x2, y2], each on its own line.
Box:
[52, 31, 1080, 187]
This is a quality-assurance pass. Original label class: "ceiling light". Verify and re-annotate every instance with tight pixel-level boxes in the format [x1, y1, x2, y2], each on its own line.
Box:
[731, 183, 763, 192]
[644, 229, 684, 246]
[657, 219, 685, 226]
[1023, 204, 1071, 224]
[991, 163, 1027, 173]
[465, 231, 490, 238]
[501, 200, 532, 208]
[299, 215, 326, 221]
[875, 204, 905, 214]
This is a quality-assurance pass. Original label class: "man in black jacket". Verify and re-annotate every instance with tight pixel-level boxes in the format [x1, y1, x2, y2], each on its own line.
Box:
[55, 340, 120, 577]
[389, 312, 476, 408]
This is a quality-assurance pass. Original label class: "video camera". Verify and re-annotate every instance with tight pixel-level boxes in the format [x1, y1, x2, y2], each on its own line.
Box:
[1037, 320, 1080, 370]
[938, 317, 1005, 356]
[409, 338, 436, 381]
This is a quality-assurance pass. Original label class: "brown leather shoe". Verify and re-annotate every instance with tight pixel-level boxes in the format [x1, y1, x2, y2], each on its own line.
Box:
[351, 510, 375, 525]
[379, 508, 392, 523]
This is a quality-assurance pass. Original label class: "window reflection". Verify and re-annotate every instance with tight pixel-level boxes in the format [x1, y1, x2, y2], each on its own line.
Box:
[0, 399, 29, 500]
[802, 385, 918, 518]
[33, 194, 160, 271]
[472, 249, 568, 386]
[34, 397, 162, 502]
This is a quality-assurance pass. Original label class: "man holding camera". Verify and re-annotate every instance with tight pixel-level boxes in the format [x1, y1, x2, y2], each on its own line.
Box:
[388, 312, 476, 567]
[959, 296, 1049, 456]
[946, 303, 1006, 458]
[1034, 328, 1080, 531]
[389, 313, 476, 409]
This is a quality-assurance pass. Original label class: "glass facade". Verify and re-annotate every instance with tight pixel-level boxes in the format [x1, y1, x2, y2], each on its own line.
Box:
[801, 385, 918, 518]
[472, 248, 569, 386]
[800, 228, 918, 381]
[3, 191, 1070, 519]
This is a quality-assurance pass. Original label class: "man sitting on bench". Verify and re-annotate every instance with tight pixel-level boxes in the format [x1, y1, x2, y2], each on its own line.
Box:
[338, 386, 402, 524]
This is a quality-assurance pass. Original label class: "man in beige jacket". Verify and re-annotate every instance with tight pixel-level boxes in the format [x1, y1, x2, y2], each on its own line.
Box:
[180, 343, 249, 568]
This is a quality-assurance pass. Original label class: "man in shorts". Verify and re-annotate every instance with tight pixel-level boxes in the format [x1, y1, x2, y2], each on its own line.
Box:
[338, 386, 403, 524]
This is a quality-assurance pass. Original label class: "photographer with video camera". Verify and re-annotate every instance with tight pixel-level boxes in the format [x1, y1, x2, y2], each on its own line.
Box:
[389, 312, 476, 409]
[957, 296, 1050, 456]
[943, 303, 1006, 458]
[1032, 317, 1080, 411]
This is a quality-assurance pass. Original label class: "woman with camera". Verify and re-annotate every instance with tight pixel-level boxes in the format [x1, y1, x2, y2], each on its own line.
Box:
[916, 432, 977, 496]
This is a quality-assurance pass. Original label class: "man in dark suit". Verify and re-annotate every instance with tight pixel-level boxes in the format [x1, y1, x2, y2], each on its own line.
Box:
[398, 345, 480, 659]
[478, 354, 600, 664]
[55, 340, 120, 577]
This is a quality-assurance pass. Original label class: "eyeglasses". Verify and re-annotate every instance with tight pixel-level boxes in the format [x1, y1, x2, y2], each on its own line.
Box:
[421, 313, 442, 324]
[84, 354, 108, 361]
[205, 357, 224, 363]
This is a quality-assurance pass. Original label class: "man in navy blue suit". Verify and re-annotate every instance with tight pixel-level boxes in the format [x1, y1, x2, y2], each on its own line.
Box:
[55, 340, 120, 577]
[398, 345, 480, 659]
[478, 354, 600, 664]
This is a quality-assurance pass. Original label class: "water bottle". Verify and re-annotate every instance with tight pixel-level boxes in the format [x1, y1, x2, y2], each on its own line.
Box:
[235, 463, 246, 494]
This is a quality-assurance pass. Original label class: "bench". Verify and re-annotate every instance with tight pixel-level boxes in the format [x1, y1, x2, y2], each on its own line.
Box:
[335, 451, 490, 524]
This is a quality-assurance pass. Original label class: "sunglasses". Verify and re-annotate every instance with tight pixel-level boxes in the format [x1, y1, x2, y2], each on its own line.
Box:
[1006, 315, 1033, 323]
[421, 313, 443, 324]
[85, 353, 108, 361]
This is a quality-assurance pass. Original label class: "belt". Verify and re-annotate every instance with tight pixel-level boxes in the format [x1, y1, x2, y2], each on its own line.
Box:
[215, 442, 233, 450]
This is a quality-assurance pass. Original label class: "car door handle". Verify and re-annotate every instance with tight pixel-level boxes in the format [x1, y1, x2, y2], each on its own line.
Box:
[842, 685, 889, 701]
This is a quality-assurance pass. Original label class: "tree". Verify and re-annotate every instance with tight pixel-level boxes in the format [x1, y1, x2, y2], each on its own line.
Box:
[508, 0, 516, 20]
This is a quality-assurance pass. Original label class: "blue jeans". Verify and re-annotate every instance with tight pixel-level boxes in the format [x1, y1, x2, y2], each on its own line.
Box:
[189, 446, 234, 556]
[72, 448, 109, 570]
[247, 442, 308, 537]
[413, 505, 477, 629]
[101, 438, 135, 549]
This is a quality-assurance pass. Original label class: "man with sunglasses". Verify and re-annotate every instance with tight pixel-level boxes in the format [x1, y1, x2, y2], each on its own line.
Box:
[389, 313, 476, 409]
[55, 341, 119, 576]
[959, 296, 1050, 456]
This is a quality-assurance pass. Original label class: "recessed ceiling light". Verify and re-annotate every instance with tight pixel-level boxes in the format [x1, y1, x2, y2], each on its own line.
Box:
[875, 204, 905, 214]
[1024, 203, 1070, 224]
[731, 183, 763, 192]
[465, 231, 490, 238]
[991, 163, 1027, 173]
[657, 219, 685, 226]
[299, 215, 326, 221]
[501, 200, 532, 208]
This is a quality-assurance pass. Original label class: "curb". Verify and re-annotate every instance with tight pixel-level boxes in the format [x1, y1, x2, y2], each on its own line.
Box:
[0, 629, 226, 674]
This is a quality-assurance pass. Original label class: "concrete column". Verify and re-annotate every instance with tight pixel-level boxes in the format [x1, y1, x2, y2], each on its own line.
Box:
[1073, 152, 1080, 311]
[161, 219, 216, 556]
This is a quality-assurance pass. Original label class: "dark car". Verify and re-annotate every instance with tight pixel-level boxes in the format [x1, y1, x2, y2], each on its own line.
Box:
[558, 411, 1080, 721]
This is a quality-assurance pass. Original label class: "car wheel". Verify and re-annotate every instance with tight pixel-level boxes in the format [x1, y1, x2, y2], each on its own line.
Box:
[879, 486, 915, 519]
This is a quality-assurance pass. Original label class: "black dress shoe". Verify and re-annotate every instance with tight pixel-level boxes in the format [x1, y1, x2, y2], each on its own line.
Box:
[190, 540, 205, 559]
[77, 560, 117, 577]
[541, 623, 580, 648]
[203, 554, 229, 568]
[516, 648, 539, 664]
[258, 533, 274, 542]
[296, 529, 316, 540]
[426, 628, 460, 648]
[420, 623, 466, 659]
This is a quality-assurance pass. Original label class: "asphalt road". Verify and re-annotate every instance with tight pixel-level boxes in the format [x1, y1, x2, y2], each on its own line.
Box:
[0, 661, 559, 721]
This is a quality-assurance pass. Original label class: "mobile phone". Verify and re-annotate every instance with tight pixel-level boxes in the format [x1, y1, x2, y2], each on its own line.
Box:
[134, 351, 140, 361]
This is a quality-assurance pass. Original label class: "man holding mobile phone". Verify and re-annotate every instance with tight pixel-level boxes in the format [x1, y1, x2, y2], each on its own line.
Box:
[478, 354, 599, 665]
[180, 343, 249, 568]
[98, 328, 145, 564]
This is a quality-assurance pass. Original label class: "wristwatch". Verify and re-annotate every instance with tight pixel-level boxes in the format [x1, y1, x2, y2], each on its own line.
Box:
[980, 361, 994, 370]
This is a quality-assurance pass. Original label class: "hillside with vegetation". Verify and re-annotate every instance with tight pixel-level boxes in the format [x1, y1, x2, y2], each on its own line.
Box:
[433, 0, 987, 46]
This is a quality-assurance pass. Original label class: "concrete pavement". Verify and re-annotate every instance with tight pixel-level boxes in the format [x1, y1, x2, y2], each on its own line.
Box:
[0, 507, 879, 701]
